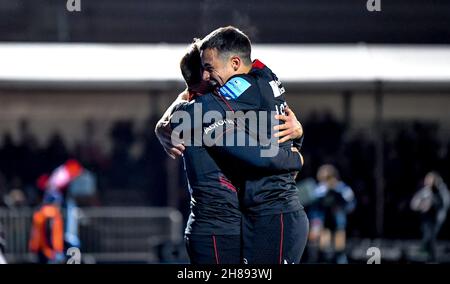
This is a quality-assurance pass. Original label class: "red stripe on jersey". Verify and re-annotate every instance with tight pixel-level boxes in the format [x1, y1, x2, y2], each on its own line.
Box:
[279, 213, 284, 264]
[212, 235, 220, 264]
[219, 176, 237, 193]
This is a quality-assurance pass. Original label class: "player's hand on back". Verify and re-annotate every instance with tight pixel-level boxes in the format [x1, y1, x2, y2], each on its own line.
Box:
[154, 90, 189, 159]
[155, 118, 185, 159]
[273, 106, 304, 143]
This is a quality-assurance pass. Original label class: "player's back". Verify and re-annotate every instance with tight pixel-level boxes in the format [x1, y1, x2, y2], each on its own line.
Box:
[170, 98, 241, 236]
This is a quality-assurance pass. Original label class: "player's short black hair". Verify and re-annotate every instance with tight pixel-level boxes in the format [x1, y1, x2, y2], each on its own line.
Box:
[200, 26, 252, 65]
[180, 40, 202, 88]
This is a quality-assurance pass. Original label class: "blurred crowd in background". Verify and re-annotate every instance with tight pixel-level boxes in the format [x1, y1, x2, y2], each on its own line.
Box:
[1, 110, 449, 243]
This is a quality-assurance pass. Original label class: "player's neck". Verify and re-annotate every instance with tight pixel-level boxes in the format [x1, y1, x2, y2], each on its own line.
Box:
[239, 64, 252, 74]
[226, 64, 252, 81]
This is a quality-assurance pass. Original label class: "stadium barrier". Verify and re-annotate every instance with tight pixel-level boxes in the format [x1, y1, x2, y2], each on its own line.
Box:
[0, 207, 184, 263]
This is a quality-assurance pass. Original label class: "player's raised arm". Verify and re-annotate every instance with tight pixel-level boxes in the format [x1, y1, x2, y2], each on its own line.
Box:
[154, 90, 189, 159]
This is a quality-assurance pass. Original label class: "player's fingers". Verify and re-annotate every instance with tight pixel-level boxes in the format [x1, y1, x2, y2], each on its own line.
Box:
[273, 123, 290, 131]
[274, 128, 293, 138]
[277, 135, 292, 144]
[274, 114, 288, 122]
[174, 143, 185, 152]
[170, 147, 183, 157]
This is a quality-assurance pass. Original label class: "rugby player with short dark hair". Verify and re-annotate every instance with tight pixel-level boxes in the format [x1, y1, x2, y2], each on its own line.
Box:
[198, 26, 308, 264]
[160, 42, 303, 264]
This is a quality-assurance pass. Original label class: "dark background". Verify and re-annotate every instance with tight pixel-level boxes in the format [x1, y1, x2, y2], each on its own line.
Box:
[0, 0, 449, 43]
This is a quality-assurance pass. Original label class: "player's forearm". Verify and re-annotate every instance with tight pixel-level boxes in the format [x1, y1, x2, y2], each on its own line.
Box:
[210, 128, 302, 173]
[154, 90, 189, 159]
[243, 127, 303, 172]
[267, 146, 303, 172]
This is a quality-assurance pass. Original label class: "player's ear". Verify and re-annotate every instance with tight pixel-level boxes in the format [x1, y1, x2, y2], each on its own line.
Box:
[231, 56, 241, 71]
[202, 69, 210, 81]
